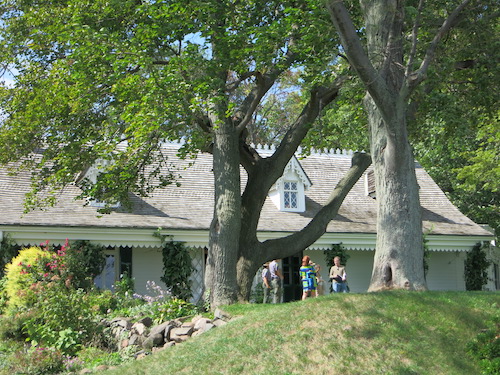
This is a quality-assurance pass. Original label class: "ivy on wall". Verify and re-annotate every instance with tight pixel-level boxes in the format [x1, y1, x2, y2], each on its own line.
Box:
[155, 230, 193, 301]
[464, 242, 491, 291]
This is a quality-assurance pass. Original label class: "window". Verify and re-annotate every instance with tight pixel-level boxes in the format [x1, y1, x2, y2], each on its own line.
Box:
[283, 181, 298, 209]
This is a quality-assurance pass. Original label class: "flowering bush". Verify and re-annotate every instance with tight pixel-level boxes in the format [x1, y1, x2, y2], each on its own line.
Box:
[3, 246, 52, 313]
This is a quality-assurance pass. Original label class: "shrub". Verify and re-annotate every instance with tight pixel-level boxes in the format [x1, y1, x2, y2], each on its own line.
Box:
[3, 246, 52, 313]
[468, 317, 500, 374]
[0, 312, 30, 342]
[64, 240, 106, 290]
[0, 234, 19, 279]
[0, 278, 7, 314]
[7, 347, 65, 375]
[23, 286, 107, 355]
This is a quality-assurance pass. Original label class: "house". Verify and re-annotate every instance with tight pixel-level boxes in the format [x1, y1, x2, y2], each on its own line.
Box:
[0, 142, 496, 302]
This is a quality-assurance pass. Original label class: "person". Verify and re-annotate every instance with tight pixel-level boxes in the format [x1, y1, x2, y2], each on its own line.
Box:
[314, 263, 325, 296]
[299, 256, 318, 300]
[261, 263, 271, 303]
[329, 256, 348, 293]
[269, 259, 283, 303]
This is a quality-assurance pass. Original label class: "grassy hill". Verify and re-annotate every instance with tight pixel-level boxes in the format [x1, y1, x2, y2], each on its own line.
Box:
[102, 291, 499, 375]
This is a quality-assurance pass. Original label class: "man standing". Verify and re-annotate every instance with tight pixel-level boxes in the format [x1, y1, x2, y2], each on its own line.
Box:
[269, 259, 283, 303]
[261, 263, 271, 303]
[329, 256, 347, 293]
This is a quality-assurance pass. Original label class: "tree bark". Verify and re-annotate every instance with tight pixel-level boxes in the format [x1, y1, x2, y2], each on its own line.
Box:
[327, 0, 427, 291]
[205, 119, 241, 307]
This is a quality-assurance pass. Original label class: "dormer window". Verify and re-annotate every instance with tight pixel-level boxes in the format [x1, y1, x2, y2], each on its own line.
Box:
[76, 159, 121, 209]
[268, 156, 311, 213]
[284, 181, 298, 209]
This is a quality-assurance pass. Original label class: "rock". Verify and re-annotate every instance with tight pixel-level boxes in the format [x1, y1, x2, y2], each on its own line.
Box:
[149, 321, 171, 337]
[132, 322, 147, 336]
[111, 317, 133, 329]
[212, 319, 227, 328]
[137, 316, 153, 327]
[79, 369, 92, 374]
[142, 333, 164, 350]
[214, 308, 231, 321]
[194, 318, 214, 333]
[129, 333, 145, 346]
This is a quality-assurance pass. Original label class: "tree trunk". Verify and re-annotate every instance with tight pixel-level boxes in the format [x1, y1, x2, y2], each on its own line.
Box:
[205, 120, 241, 307]
[365, 98, 426, 291]
[326, 0, 428, 291]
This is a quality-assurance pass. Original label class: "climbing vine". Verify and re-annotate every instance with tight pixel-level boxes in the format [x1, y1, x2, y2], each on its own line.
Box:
[155, 230, 193, 301]
[464, 242, 491, 291]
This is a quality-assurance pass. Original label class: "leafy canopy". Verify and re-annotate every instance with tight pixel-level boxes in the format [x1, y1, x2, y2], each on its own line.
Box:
[0, 0, 342, 211]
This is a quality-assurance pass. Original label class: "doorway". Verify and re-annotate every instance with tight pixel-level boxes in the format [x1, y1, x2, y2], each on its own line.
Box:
[282, 252, 302, 302]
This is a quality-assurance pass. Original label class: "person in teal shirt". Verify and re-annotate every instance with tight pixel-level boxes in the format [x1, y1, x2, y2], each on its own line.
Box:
[299, 256, 318, 300]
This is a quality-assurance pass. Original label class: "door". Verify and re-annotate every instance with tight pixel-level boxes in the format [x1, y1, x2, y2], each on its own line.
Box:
[282, 252, 302, 302]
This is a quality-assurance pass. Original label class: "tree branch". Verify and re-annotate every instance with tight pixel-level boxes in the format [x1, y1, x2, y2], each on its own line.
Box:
[405, 0, 471, 94]
[326, 0, 394, 123]
[262, 152, 372, 259]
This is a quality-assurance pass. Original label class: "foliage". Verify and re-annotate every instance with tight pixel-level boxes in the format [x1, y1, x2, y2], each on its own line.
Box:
[0, 312, 29, 342]
[0, 278, 7, 315]
[6, 347, 65, 375]
[23, 286, 108, 355]
[76, 346, 135, 370]
[3, 246, 52, 312]
[63, 240, 106, 290]
[152, 298, 199, 325]
[467, 316, 500, 375]
[114, 273, 135, 299]
[464, 242, 491, 291]
[155, 232, 193, 301]
[0, 234, 19, 279]
[114, 280, 198, 324]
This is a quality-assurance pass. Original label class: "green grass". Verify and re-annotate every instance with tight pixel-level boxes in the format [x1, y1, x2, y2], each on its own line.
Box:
[78, 292, 500, 374]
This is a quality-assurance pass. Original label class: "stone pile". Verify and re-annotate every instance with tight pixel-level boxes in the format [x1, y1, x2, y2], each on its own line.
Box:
[107, 308, 230, 358]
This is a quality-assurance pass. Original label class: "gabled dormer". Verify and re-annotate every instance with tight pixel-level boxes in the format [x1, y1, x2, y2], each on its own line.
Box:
[76, 159, 121, 209]
[268, 156, 312, 212]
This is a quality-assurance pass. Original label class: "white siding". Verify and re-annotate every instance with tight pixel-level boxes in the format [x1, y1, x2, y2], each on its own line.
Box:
[132, 247, 167, 296]
[426, 251, 466, 291]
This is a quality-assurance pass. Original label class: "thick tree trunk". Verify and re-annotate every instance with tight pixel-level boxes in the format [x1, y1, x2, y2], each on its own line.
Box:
[327, 0, 428, 292]
[205, 121, 241, 307]
[365, 98, 426, 291]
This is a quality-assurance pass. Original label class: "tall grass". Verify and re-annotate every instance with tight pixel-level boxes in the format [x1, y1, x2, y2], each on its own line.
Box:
[102, 291, 499, 375]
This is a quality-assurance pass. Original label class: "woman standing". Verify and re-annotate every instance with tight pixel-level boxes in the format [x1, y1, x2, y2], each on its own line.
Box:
[299, 256, 318, 300]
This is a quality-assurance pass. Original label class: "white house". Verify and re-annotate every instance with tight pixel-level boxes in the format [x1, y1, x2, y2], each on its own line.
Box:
[0, 142, 496, 302]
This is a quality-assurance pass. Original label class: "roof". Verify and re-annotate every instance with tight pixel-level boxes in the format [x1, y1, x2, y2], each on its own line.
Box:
[0, 142, 492, 246]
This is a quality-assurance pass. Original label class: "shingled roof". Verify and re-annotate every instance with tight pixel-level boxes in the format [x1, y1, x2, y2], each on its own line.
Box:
[0, 142, 492, 246]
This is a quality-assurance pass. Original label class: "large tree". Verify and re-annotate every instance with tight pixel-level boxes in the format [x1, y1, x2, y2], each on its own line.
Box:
[0, 0, 371, 306]
[325, 0, 495, 290]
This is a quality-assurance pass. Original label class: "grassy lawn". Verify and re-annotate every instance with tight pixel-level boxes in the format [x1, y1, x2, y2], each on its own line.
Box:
[100, 291, 499, 375]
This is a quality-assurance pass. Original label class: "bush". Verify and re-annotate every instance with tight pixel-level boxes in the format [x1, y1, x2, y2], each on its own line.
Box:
[468, 317, 500, 374]
[0, 278, 7, 315]
[23, 286, 107, 355]
[3, 246, 52, 313]
[64, 240, 106, 290]
[0, 313, 30, 342]
[7, 347, 65, 375]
